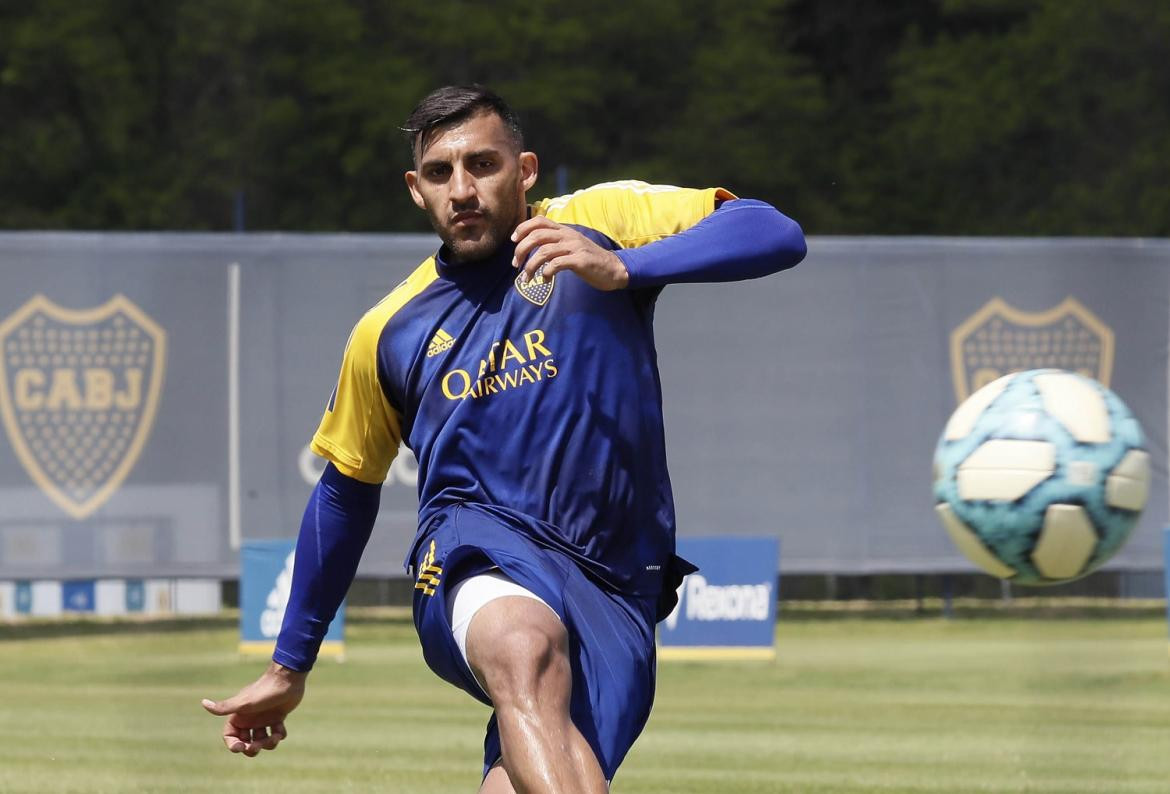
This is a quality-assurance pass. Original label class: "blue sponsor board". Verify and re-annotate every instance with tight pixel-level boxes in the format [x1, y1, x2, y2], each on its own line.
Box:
[658, 536, 779, 660]
[1164, 528, 1170, 657]
[63, 580, 95, 613]
[14, 581, 32, 615]
[239, 539, 345, 658]
[125, 579, 145, 612]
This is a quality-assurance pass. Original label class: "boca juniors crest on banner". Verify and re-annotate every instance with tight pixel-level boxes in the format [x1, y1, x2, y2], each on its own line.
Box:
[0, 294, 167, 519]
[949, 296, 1114, 403]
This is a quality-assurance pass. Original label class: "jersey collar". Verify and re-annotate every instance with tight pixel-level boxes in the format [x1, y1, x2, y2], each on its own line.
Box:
[434, 239, 518, 282]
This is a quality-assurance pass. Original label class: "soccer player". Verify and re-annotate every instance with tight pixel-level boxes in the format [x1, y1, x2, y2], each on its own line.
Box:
[203, 85, 806, 792]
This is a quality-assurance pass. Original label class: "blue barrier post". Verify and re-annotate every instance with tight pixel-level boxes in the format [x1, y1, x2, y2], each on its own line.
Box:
[239, 539, 345, 660]
[1163, 528, 1170, 659]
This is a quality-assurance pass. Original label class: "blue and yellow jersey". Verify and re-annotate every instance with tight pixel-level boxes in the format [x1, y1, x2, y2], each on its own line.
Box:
[311, 181, 734, 596]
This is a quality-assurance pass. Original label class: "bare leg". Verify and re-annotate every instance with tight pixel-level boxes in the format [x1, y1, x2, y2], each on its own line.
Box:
[466, 596, 608, 794]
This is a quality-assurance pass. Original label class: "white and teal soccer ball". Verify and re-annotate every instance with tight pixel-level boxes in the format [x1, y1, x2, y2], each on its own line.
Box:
[933, 369, 1149, 585]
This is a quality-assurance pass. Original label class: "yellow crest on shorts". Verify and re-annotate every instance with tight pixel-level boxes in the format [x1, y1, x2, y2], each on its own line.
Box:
[415, 539, 442, 596]
[0, 294, 167, 519]
[950, 296, 1113, 403]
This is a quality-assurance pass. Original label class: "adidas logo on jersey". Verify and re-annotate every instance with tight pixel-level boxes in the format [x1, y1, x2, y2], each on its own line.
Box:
[426, 328, 455, 357]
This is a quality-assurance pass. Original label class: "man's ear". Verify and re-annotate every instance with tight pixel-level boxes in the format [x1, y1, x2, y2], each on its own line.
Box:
[404, 170, 426, 210]
[519, 151, 539, 193]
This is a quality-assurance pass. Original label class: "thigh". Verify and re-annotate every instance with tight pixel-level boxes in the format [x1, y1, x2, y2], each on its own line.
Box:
[473, 574, 656, 782]
[410, 505, 655, 781]
[410, 506, 571, 706]
[478, 570, 658, 781]
[463, 592, 570, 708]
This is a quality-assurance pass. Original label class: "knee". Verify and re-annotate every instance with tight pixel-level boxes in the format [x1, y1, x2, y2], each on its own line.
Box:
[476, 623, 571, 712]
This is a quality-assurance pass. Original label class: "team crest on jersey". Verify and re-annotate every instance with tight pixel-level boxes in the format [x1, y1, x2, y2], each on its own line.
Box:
[950, 296, 1113, 402]
[0, 295, 167, 519]
[514, 271, 555, 307]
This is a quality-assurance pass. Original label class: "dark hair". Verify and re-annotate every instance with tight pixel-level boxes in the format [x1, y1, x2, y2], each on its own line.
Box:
[403, 85, 524, 159]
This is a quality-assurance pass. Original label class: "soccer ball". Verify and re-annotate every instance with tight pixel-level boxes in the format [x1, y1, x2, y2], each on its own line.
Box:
[933, 369, 1149, 585]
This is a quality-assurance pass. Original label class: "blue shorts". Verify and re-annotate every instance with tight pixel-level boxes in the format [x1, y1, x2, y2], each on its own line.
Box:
[409, 503, 658, 780]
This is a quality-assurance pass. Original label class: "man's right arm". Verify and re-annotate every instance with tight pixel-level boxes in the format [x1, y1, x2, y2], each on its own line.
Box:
[273, 461, 381, 671]
[277, 301, 400, 672]
[201, 462, 380, 755]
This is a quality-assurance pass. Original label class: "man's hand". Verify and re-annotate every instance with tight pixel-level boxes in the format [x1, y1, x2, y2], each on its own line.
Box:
[511, 216, 630, 291]
[201, 662, 307, 757]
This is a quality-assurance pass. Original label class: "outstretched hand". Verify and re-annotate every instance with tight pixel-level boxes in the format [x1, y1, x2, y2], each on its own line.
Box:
[202, 662, 307, 757]
[511, 216, 630, 291]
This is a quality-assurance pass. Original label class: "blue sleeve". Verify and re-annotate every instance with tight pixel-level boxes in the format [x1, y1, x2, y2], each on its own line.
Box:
[617, 199, 806, 288]
[272, 462, 380, 672]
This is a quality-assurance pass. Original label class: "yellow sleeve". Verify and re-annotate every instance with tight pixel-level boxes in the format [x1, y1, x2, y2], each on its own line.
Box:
[533, 180, 738, 249]
[310, 304, 403, 485]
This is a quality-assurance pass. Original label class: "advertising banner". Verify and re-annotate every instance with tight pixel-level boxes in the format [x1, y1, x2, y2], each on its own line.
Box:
[658, 536, 779, 660]
[1, 234, 1166, 580]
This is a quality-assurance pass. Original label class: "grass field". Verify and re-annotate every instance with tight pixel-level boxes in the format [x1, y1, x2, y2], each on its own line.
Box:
[2, 605, 1169, 793]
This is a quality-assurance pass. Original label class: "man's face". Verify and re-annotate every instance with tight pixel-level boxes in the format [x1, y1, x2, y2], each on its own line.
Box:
[405, 111, 538, 263]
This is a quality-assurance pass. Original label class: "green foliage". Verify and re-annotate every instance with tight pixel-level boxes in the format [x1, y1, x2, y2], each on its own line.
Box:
[635, 0, 829, 216]
[0, 0, 1167, 234]
[875, 0, 1170, 234]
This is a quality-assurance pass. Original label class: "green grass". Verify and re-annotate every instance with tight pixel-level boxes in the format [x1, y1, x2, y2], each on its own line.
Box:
[2, 609, 1169, 792]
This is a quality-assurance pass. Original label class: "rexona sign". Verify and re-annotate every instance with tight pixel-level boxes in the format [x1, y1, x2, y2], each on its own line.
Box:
[658, 536, 779, 660]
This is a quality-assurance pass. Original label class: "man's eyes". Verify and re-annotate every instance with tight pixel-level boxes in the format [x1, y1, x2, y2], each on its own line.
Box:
[424, 159, 496, 179]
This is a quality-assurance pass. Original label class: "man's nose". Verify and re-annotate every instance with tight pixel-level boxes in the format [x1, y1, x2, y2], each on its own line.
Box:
[450, 167, 477, 203]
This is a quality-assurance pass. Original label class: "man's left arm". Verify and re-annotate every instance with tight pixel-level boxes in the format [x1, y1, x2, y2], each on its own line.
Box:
[512, 199, 806, 290]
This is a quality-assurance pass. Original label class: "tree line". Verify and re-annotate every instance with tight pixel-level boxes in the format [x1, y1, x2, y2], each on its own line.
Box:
[1, 0, 1166, 235]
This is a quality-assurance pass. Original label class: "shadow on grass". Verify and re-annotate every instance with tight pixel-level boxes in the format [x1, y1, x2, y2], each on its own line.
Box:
[0, 613, 239, 640]
[0, 606, 416, 640]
